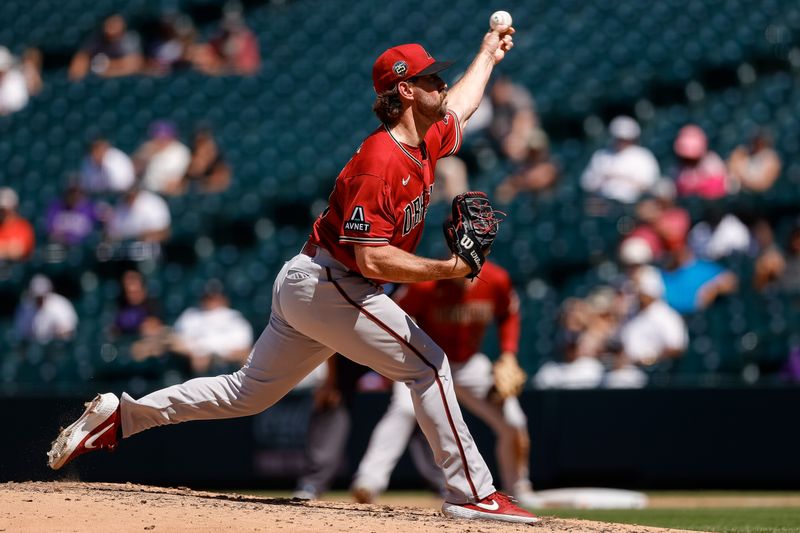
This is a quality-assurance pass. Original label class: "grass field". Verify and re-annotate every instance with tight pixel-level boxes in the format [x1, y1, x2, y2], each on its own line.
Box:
[539, 507, 800, 533]
[228, 490, 800, 533]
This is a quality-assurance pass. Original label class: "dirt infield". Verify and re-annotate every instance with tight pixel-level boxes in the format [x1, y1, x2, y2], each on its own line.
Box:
[0, 482, 695, 533]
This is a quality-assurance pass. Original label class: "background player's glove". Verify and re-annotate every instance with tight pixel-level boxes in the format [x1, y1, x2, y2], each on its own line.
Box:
[489, 352, 527, 402]
[443, 192, 503, 279]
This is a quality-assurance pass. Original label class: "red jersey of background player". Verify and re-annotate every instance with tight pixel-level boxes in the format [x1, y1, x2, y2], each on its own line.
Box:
[308, 110, 462, 277]
[395, 261, 520, 363]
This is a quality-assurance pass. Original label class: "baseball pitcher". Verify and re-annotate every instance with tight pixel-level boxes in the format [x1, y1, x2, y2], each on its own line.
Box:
[47, 20, 536, 524]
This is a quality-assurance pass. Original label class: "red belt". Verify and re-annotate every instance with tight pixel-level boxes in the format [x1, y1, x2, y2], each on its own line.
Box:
[301, 241, 317, 257]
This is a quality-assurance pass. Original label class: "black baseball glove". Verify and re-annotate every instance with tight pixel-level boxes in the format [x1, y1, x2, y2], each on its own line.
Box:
[443, 192, 504, 279]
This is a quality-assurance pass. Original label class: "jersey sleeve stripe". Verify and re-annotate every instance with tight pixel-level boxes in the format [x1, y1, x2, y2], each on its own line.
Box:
[339, 236, 391, 244]
[446, 111, 462, 157]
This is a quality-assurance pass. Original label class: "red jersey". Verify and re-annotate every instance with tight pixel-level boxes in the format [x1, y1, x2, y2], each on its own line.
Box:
[309, 111, 462, 278]
[395, 261, 520, 363]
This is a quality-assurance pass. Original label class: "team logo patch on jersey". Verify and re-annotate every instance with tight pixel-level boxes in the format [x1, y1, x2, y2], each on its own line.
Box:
[393, 61, 408, 77]
[344, 205, 371, 233]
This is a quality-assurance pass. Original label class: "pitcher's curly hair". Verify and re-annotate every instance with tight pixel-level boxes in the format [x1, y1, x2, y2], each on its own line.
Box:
[372, 86, 403, 125]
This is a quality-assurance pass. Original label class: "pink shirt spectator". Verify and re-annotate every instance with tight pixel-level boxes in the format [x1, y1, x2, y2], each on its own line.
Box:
[675, 152, 728, 199]
[673, 125, 728, 199]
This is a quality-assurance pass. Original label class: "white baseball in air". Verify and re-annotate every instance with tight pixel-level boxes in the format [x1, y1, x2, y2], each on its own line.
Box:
[489, 10, 512, 30]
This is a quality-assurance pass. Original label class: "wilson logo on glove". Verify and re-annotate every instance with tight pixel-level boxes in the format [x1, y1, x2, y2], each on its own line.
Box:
[443, 192, 504, 279]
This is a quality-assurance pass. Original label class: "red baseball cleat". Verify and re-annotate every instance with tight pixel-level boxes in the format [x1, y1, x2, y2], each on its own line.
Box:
[47, 393, 120, 470]
[442, 491, 539, 524]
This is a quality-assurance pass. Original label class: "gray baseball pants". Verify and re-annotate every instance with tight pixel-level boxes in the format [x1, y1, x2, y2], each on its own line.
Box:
[353, 355, 530, 496]
[119, 246, 495, 504]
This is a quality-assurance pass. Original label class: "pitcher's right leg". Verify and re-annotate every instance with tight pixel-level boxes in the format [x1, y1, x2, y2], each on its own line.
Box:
[48, 255, 334, 469]
[120, 311, 333, 436]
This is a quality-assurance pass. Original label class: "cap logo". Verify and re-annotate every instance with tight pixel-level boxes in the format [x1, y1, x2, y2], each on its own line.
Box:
[392, 61, 408, 77]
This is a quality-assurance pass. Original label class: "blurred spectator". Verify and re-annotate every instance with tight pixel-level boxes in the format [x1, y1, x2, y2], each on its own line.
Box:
[106, 186, 171, 242]
[0, 46, 29, 115]
[606, 266, 688, 388]
[430, 156, 468, 204]
[0, 187, 35, 261]
[463, 94, 492, 137]
[577, 286, 623, 357]
[616, 237, 654, 321]
[727, 129, 781, 193]
[69, 14, 144, 80]
[533, 291, 616, 389]
[134, 120, 191, 195]
[143, 12, 196, 75]
[629, 180, 691, 261]
[113, 270, 163, 336]
[191, 6, 260, 76]
[79, 138, 136, 194]
[619, 236, 654, 268]
[660, 244, 738, 314]
[495, 128, 558, 203]
[184, 126, 232, 193]
[45, 183, 98, 245]
[453, 92, 493, 172]
[778, 224, 800, 294]
[687, 208, 751, 260]
[673, 125, 728, 199]
[170, 280, 253, 373]
[13, 275, 78, 343]
[751, 219, 785, 292]
[487, 76, 537, 162]
[581, 116, 660, 203]
[781, 346, 800, 384]
[21, 48, 42, 96]
[624, 218, 666, 263]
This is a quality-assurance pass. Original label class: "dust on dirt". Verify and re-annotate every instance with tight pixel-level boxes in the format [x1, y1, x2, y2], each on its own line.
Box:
[0, 482, 698, 533]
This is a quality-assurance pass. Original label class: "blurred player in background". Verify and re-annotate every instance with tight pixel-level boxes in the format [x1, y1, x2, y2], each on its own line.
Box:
[351, 260, 539, 508]
[292, 354, 373, 500]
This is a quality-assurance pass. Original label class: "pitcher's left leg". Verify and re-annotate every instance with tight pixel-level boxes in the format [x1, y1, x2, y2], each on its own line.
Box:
[282, 269, 494, 505]
[451, 354, 532, 495]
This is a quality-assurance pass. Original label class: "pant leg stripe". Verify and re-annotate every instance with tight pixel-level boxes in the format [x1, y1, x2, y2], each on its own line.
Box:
[325, 267, 479, 501]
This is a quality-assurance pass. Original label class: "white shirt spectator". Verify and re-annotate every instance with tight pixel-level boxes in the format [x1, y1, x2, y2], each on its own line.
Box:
[463, 95, 492, 137]
[620, 300, 688, 365]
[688, 214, 751, 260]
[533, 357, 605, 389]
[0, 46, 28, 115]
[141, 141, 191, 193]
[14, 293, 78, 343]
[80, 146, 136, 193]
[606, 265, 687, 388]
[0, 67, 29, 115]
[173, 306, 253, 361]
[581, 144, 660, 203]
[107, 190, 171, 241]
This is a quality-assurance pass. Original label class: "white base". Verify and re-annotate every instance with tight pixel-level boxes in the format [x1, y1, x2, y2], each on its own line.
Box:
[532, 488, 648, 509]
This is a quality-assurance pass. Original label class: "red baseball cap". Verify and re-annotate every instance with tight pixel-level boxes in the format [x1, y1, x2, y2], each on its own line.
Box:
[372, 43, 453, 94]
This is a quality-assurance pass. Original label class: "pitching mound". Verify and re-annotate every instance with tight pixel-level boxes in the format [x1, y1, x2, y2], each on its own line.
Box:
[0, 481, 692, 532]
